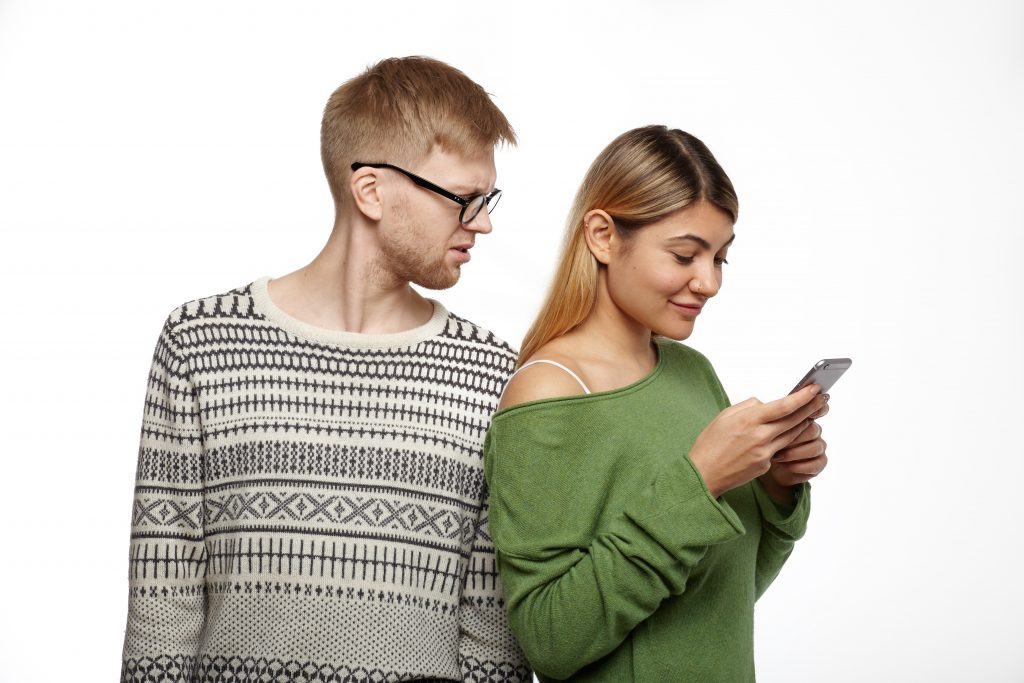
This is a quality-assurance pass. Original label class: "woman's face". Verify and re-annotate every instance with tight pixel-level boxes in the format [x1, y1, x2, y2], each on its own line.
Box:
[605, 201, 735, 340]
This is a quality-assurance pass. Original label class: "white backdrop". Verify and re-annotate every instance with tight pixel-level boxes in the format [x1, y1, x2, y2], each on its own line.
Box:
[1, 1, 1022, 680]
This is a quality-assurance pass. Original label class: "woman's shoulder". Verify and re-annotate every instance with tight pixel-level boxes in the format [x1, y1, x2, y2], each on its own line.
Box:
[497, 343, 590, 412]
[655, 338, 728, 404]
[657, 337, 716, 371]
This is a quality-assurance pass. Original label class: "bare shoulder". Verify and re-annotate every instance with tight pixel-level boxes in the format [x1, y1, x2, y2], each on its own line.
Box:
[498, 348, 589, 411]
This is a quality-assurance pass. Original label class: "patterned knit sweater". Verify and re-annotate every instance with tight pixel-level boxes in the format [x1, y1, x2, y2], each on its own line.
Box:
[121, 277, 531, 683]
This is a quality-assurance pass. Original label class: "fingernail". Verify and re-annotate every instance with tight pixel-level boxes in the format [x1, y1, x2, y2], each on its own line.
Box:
[823, 394, 830, 402]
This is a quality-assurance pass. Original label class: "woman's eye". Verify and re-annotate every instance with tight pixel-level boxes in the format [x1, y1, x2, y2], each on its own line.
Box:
[714, 256, 729, 266]
[673, 254, 695, 265]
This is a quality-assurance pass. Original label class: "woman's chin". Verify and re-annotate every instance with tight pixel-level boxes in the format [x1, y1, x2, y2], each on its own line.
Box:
[653, 320, 695, 341]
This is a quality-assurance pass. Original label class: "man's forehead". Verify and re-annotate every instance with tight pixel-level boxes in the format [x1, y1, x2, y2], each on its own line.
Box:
[416, 146, 497, 192]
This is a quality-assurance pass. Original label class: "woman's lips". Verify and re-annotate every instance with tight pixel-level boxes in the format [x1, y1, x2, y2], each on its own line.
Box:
[669, 301, 702, 317]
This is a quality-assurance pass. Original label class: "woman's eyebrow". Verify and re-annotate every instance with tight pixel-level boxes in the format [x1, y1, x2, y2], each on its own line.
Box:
[667, 234, 736, 249]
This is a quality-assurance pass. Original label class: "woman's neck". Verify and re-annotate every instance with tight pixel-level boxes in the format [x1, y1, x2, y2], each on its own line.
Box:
[568, 274, 656, 367]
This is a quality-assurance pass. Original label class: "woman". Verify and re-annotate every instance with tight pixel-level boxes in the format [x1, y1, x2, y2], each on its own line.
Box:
[484, 126, 830, 681]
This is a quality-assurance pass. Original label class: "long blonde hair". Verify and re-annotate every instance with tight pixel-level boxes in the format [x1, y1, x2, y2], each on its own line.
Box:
[518, 125, 738, 366]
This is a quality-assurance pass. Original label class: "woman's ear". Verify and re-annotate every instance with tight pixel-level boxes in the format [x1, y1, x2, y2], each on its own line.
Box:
[582, 210, 616, 265]
[349, 166, 384, 221]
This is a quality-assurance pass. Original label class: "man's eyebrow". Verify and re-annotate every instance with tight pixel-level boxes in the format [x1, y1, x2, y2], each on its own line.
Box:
[449, 184, 492, 197]
[667, 233, 736, 249]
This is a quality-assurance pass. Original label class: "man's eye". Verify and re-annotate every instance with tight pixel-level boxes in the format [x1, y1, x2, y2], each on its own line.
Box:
[673, 254, 694, 265]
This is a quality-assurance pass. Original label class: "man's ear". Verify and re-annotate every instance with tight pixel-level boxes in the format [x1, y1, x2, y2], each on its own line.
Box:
[582, 209, 616, 265]
[349, 166, 384, 221]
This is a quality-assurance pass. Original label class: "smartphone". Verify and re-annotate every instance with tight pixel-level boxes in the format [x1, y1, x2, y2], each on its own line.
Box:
[789, 358, 852, 394]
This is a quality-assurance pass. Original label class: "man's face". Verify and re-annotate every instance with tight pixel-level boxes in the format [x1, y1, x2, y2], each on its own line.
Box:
[377, 147, 498, 290]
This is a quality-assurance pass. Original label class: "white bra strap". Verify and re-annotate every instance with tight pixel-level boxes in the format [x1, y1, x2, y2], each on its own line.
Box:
[507, 359, 592, 395]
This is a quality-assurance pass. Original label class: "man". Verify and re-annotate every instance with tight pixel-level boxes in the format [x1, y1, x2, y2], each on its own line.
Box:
[121, 56, 530, 683]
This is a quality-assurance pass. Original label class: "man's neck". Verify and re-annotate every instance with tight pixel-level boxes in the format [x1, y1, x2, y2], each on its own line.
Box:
[266, 223, 435, 335]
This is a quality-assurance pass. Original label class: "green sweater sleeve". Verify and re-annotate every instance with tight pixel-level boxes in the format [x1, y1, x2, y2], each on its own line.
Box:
[485, 417, 745, 680]
[751, 480, 811, 599]
[701, 355, 812, 601]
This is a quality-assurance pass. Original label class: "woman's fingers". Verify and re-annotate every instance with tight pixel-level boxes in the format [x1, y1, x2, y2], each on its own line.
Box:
[770, 418, 811, 453]
[771, 453, 829, 485]
[760, 385, 819, 422]
[760, 393, 828, 441]
[762, 394, 826, 447]
[773, 434, 826, 463]
[784, 453, 828, 476]
[810, 397, 831, 420]
[788, 421, 823, 448]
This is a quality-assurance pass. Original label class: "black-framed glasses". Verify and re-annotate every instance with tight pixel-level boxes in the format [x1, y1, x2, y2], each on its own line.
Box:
[350, 162, 501, 225]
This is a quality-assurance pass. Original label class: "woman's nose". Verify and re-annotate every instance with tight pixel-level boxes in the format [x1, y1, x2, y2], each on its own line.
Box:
[695, 263, 720, 297]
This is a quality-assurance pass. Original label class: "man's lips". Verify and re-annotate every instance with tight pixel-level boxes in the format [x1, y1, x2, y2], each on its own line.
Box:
[449, 244, 472, 262]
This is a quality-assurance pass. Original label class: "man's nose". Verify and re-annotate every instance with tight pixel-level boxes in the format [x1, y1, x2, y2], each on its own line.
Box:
[464, 207, 493, 234]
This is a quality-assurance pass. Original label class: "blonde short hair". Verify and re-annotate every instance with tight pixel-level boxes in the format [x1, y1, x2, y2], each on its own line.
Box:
[321, 56, 516, 207]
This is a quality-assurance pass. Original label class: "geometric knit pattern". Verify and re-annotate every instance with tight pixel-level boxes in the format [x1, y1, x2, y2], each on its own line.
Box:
[121, 278, 531, 683]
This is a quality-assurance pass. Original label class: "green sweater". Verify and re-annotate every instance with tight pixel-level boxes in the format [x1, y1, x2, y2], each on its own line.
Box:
[484, 338, 810, 681]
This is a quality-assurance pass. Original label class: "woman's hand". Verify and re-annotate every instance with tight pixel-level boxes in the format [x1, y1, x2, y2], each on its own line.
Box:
[758, 398, 830, 504]
[688, 385, 828, 499]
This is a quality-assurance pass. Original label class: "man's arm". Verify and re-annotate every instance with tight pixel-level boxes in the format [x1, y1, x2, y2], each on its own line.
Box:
[121, 317, 208, 682]
[457, 486, 532, 683]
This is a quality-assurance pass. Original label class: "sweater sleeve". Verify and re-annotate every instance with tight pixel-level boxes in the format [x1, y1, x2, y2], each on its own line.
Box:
[121, 319, 208, 682]
[457, 482, 533, 682]
[698, 355, 813, 600]
[751, 480, 811, 600]
[484, 419, 745, 680]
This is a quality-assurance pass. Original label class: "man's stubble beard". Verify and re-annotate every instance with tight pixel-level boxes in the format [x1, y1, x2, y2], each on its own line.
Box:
[373, 199, 460, 291]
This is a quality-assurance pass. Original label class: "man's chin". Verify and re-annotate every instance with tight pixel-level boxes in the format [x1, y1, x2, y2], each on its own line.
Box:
[412, 268, 460, 291]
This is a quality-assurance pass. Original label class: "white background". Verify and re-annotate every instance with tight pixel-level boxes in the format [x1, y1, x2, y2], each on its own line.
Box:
[1, 1, 1022, 680]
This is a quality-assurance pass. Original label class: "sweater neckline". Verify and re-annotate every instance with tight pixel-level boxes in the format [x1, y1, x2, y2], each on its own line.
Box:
[249, 276, 450, 349]
[493, 337, 670, 419]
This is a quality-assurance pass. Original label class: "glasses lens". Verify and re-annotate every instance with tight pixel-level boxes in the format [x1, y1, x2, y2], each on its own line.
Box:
[460, 195, 486, 224]
[486, 190, 501, 215]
